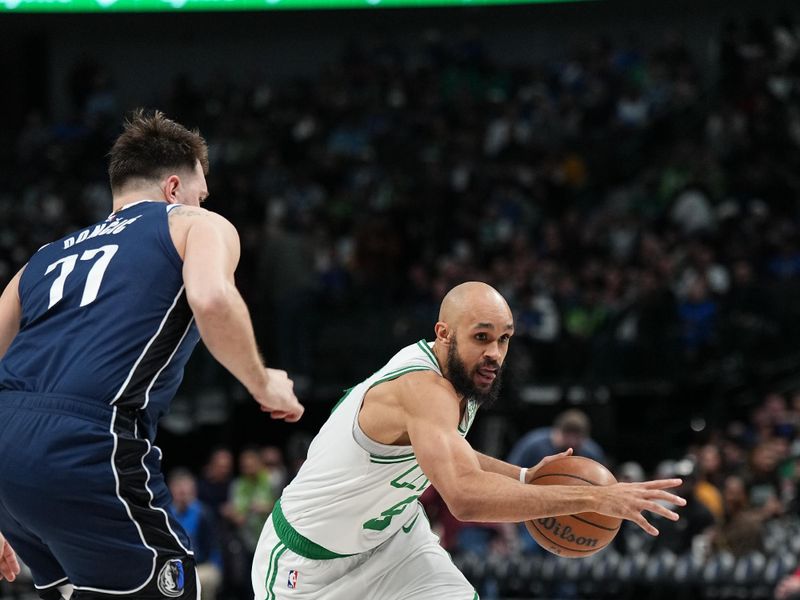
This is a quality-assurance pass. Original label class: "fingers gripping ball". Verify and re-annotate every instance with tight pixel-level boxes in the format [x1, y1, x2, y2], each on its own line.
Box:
[525, 456, 621, 558]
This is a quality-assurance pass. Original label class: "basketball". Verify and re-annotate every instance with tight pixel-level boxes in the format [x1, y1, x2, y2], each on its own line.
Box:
[524, 456, 621, 558]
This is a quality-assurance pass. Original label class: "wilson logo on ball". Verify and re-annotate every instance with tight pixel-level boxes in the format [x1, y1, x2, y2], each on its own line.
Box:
[536, 517, 599, 548]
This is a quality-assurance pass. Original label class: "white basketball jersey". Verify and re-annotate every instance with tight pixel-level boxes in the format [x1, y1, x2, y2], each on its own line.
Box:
[275, 340, 479, 557]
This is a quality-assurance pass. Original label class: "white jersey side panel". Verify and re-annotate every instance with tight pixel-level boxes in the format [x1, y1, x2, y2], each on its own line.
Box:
[279, 340, 479, 555]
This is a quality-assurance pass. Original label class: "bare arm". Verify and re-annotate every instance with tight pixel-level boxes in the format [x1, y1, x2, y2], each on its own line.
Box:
[401, 372, 684, 535]
[0, 268, 24, 359]
[475, 452, 520, 479]
[177, 207, 303, 422]
[475, 449, 573, 483]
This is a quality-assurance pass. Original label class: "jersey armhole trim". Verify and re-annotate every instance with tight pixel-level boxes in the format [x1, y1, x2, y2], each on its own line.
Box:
[351, 366, 433, 459]
[160, 204, 185, 271]
[416, 340, 440, 371]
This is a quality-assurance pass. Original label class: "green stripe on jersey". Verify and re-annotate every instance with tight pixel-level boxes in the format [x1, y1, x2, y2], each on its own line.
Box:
[330, 387, 354, 413]
[368, 366, 432, 390]
[416, 340, 439, 369]
[369, 453, 417, 464]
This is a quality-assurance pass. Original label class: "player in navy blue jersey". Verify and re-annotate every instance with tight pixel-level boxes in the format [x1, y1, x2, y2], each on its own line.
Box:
[0, 110, 304, 600]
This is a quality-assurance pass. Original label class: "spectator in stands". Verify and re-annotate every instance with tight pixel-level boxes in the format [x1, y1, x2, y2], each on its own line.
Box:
[259, 445, 289, 498]
[693, 443, 725, 522]
[197, 447, 234, 518]
[168, 469, 222, 600]
[720, 427, 749, 476]
[712, 474, 764, 556]
[745, 441, 785, 519]
[507, 409, 606, 469]
[196, 447, 239, 597]
[224, 446, 274, 557]
[677, 277, 719, 360]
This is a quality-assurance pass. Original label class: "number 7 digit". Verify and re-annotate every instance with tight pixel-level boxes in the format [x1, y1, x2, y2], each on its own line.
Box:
[45, 244, 119, 309]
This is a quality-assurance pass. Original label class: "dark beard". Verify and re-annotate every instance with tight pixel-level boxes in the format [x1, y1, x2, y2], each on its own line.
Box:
[445, 338, 504, 408]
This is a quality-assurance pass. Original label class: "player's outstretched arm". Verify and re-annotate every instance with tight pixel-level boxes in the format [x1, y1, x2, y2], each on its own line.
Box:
[177, 207, 303, 422]
[0, 533, 20, 582]
[0, 267, 24, 360]
[400, 371, 684, 535]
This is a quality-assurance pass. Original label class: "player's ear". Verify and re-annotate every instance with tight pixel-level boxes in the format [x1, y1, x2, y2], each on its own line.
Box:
[163, 175, 181, 204]
[434, 321, 450, 344]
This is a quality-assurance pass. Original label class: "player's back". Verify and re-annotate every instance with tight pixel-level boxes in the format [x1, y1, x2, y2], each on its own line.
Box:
[0, 200, 199, 438]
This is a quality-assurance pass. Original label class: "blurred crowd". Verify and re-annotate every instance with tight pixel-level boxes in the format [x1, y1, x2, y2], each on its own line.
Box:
[3, 13, 800, 387]
[167, 445, 291, 600]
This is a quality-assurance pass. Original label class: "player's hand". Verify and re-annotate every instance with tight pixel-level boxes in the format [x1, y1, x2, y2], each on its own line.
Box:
[526, 448, 574, 483]
[0, 534, 20, 582]
[594, 479, 686, 536]
[253, 368, 304, 423]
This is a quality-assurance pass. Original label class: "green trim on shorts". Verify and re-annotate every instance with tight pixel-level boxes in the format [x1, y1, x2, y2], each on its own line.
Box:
[272, 499, 357, 560]
[263, 541, 285, 600]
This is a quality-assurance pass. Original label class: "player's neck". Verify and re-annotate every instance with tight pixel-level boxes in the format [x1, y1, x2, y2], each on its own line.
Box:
[431, 342, 445, 372]
[112, 190, 167, 213]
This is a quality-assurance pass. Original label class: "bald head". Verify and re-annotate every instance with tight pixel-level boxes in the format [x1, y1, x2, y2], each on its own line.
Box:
[433, 282, 513, 403]
[439, 282, 513, 329]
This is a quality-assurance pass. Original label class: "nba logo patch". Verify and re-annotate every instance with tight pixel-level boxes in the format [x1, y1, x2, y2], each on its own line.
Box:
[288, 569, 299, 589]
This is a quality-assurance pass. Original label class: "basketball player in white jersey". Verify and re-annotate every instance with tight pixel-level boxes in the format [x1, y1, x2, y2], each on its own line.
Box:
[252, 282, 686, 599]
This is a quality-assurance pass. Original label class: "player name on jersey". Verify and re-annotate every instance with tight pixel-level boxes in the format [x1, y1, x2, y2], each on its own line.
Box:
[63, 215, 142, 249]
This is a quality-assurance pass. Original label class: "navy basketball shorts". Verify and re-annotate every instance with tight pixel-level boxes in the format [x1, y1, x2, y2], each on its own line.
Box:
[0, 392, 198, 599]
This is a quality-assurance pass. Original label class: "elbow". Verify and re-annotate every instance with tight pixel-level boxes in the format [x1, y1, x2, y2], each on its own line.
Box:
[444, 494, 480, 522]
[187, 286, 232, 320]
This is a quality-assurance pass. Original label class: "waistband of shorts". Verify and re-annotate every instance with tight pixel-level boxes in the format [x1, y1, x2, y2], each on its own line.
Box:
[271, 499, 357, 561]
[0, 391, 136, 428]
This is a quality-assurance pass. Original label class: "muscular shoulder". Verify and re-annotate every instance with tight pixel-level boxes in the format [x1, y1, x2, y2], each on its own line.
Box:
[392, 370, 461, 421]
[393, 369, 454, 394]
[361, 368, 459, 446]
[167, 205, 238, 259]
[168, 205, 234, 230]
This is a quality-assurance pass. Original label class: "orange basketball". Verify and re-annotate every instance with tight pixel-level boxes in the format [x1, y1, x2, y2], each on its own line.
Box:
[524, 456, 621, 558]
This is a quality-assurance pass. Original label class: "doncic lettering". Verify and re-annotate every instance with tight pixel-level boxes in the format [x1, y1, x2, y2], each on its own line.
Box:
[63, 215, 142, 249]
[537, 517, 598, 548]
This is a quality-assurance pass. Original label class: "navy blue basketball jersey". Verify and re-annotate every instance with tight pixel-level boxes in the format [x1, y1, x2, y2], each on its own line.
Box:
[0, 200, 200, 438]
